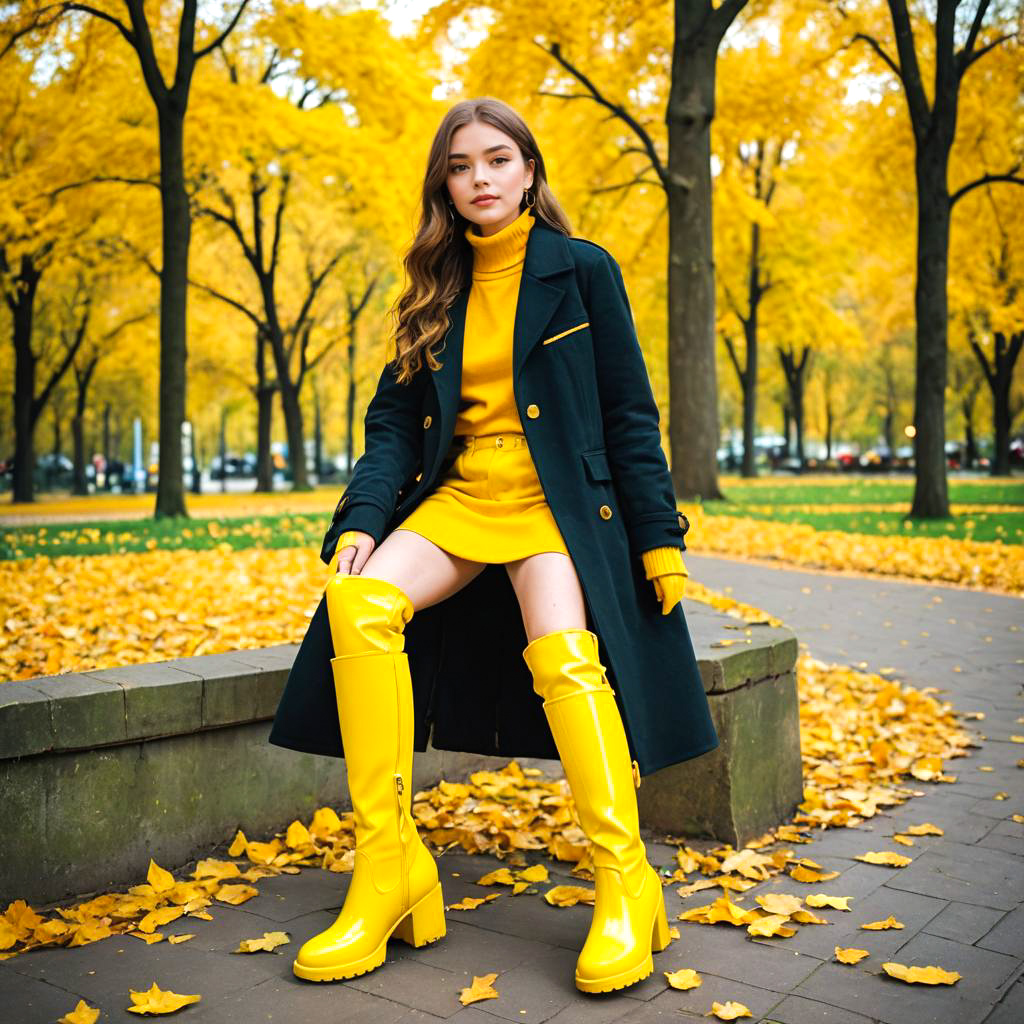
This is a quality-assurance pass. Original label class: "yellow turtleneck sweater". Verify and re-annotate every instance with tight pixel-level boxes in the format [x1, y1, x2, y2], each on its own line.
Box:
[456, 205, 536, 438]
[457, 205, 687, 590]
[457, 205, 535, 438]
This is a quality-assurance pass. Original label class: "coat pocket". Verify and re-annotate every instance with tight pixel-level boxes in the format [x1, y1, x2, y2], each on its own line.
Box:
[581, 448, 612, 483]
[541, 320, 590, 346]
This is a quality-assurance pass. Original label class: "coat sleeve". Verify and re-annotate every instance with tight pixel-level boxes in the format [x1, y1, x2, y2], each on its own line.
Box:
[319, 358, 424, 566]
[586, 250, 688, 557]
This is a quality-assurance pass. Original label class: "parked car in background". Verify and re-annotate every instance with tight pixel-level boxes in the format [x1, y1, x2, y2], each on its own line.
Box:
[210, 453, 257, 480]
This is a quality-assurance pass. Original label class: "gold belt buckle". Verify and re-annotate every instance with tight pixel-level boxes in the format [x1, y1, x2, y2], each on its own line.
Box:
[495, 436, 504, 448]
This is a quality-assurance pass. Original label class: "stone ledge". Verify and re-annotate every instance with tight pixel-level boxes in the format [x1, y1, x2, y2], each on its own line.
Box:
[0, 616, 797, 760]
[0, 645, 297, 760]
[0, 603, 801, 907]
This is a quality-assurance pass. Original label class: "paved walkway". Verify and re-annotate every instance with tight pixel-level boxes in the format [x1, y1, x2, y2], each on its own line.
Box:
[3, 556, 1021, 1024]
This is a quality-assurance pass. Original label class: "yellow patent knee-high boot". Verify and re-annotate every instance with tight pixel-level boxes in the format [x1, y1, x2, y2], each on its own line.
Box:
[522, 628, 670, 994]
[292, 574, 446, 982]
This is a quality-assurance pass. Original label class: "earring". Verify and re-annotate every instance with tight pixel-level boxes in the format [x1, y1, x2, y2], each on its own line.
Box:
[523, 187, 536, 208]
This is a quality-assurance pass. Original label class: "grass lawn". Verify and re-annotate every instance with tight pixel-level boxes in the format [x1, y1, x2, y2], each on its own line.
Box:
[702, 474, 1024, 545]
[1, 474, 1021, 559]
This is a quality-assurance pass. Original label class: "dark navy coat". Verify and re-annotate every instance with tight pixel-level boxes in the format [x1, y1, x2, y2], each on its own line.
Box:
[268, 213, 719, 776]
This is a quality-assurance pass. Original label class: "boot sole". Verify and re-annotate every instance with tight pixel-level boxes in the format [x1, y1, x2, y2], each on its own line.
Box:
[292, 881, 446, 982]
[574, 881, 671, 994]
[575, 954, 654, 993]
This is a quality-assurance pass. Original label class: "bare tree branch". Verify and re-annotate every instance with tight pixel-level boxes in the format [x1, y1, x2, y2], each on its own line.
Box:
[850, 31, 903, 81]
[535, 40, 668, 189]
[61, 2, 135, 46]
[951, 162, 1024, 205]
[48, 175, 161, 200]
[194, 0, 252, 61]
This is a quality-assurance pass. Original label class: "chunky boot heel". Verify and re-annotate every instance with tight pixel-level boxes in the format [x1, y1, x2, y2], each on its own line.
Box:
[650, 887, 671, 952]
[392, 881, 446, 947]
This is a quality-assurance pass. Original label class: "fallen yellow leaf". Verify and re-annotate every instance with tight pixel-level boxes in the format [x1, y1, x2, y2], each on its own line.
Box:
[861, 915, 904, 930]
[665, 967, 702, 989]
[235, 931, 290, 952]
[126, 982, 201, 1014]
[835, 946, 870, 964]
[881, 961, 961, 985]
[855, 851, 912, 867]
[58, 999, 100, 1024]
[458, 972, 499, 1006]
[708, 999, 752, 1019]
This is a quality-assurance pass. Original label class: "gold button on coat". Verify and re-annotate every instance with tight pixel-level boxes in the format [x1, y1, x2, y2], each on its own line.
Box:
[599, 504, 613, 520]
[423, 415, 432, 429]
[526, 404, 540, 418]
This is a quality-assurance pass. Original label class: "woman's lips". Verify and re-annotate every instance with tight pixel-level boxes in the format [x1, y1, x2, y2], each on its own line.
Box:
[473, 196, 497, 205]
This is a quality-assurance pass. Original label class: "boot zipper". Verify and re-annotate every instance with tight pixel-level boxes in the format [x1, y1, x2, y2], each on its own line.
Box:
[395, 772, 408, 911]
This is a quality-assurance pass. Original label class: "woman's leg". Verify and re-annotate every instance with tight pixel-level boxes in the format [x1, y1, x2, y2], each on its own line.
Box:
[506, 552, 670, 994]
[504, 550, 588, 637]
[361, 528, 491, 610]
[293, 530, 488, 982]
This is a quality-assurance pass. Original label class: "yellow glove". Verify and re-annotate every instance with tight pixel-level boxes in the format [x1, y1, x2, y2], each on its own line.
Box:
[641, 546, 688, 616]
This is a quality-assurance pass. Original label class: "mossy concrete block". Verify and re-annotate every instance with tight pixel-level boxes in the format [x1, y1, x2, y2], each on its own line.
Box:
[638, 659, 803, 847]
[0, 607, 802, 906]
[0, 724, 452, 910]
[157, 652, 264, 729]
[0, 681, 53, 759]
[27, 673, 126, 750]
[88, 662, 203, 740]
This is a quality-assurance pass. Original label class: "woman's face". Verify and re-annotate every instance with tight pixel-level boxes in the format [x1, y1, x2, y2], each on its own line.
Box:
[446, 121, 535, 237]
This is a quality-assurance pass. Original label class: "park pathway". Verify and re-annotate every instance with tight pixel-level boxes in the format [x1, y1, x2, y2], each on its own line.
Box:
[2, 554, 1021, 1024]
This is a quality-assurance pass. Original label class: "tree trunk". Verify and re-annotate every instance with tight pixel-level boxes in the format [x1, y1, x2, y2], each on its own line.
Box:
[740, 354, 756, 478]
[254, 329, 275, 492]
[9, 254, 42, 503]
[219, 407, 228, 494]
[278, 378, 309, 490]
[72, 412, 87, 495]
[666, 27, 723, 501]
[313, 371, 323, 482]
[102, 402, 111, 490]
[346, 314, 357, 482]
[992, 332, 1021, 477]
[779, 346, 811, 470]
[52, 404, 61, 457]
[992, 359, 1010, 477]
[908, 142, 953, 516]
[154, 105, 190, 518]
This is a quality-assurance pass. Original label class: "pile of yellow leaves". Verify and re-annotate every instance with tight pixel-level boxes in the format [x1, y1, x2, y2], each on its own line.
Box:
[1, 578, 979, 964]
[2, 525, 1017, 684]
[0, 576, 987, 1020]
[679, 506, 1023, 595]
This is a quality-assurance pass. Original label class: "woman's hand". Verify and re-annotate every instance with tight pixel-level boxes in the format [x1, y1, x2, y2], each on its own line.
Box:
[332, 530, 376, 575]
[640, 545, 688, 616]
[651, 573, 686, 616]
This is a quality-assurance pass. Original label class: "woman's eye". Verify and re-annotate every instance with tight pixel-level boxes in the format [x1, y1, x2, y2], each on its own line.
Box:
[449, 157, 509, 172]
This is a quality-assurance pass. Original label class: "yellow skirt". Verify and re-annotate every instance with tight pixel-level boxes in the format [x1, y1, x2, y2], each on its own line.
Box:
[393, 432, 569, 563]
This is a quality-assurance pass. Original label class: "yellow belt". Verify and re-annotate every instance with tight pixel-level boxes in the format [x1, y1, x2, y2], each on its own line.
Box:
[455, 433, 528, 450]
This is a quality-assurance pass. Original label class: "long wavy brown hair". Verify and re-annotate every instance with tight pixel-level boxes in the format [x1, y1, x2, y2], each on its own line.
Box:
[388, 98, 574, 385]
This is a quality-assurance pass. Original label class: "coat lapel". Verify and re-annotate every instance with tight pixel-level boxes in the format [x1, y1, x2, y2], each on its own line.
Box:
[427, 216, 575, 480]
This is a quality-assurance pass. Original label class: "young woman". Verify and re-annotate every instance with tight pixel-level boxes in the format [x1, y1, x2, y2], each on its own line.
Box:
[268, 97, 719, 995]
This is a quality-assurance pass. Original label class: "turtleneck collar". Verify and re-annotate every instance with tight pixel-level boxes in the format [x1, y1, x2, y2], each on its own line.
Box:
[465, 206, 535, 279]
